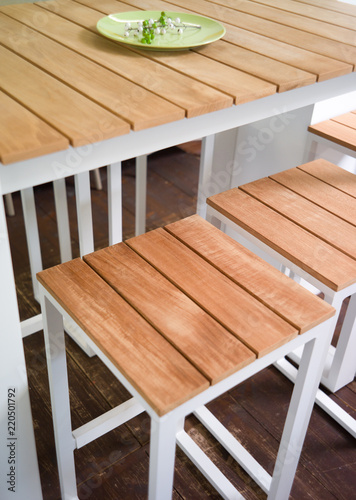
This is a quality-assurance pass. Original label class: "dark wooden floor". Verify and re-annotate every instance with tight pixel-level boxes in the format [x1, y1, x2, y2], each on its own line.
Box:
[7, 144, 356, 499]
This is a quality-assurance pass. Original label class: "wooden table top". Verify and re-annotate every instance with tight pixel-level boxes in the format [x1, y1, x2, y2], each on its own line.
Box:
[0, 0, 355, 165]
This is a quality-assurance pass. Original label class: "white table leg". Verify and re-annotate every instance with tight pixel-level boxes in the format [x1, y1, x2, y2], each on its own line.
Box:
[53, 178, 72, 263]
[74, 171, 94, 257]
[107, 162, 122, 245]
[41, 292, 77, 500]
[269, 321, 333, 499]
[4, 193, 15, 216]
[0, 197, 42, 500]
[135, 155, 147, 236]
[197, 134, 216, 218]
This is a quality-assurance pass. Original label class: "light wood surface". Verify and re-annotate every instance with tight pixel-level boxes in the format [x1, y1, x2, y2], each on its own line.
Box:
[298, 158, 356, 198]
[0, 45, 130, 146]
[126, 227, 298, 356]
[0, 14, 184, 132]
[240, 176, 356, 260]
[165, 215, 334, 332]
[308, 112, 356, 152]
[271, 165, 356, 226]
[0, 0, 355, 163]
[38, 216, 335, 416]
[207, 160, 356, 291]
[84, 242, 255, 385]
[0, 91, 68, 165]
[37, 258, 209, 416]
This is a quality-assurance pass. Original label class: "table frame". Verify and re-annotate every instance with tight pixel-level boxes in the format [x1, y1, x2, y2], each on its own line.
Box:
[1, 70, 355, 499]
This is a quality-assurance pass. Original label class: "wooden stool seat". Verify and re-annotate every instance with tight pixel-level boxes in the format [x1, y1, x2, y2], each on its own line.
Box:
[308, 110, 356, 153]
[207, 159, 356, 408]
[37, 215, 335, 499]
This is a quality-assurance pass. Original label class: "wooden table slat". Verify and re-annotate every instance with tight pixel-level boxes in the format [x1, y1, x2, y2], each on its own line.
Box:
[207, 188, 356, 291]
[8, 2, 233, 117]
[0, 45, 130, 146]
[126, 227, 298, 357]
[0, 91, 69, 165]
[203, 0, 356, 45]
[84, 242, 255, 385]
[165, 215, 334, 332]
[0, 13, 184, 132]
[271, 164, 356, 224]
[293, 0, 356, 17]
[244, 0, 356, 31]
[240, 176, 356, 260]
[36, 0, 277, 103]
[154, 0, 356, 66]
[221, 25, 352, 82]
[37, 258, 209, 416]
[194, 40, 316, 92]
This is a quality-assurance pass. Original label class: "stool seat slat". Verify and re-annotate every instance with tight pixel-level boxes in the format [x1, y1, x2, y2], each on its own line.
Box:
[240, 176, 356, 260]
[37, 258, 209, 416]
[271, 164, 356, 226]
[127, 227, 298, 357]
[331, 112, 356, 130]
[165, 215, 334, 333]
[84, 242, 255, 385]
[308, 116, 356, 151]
[207, 188, 356, 291]
[298, 158, 356, 198]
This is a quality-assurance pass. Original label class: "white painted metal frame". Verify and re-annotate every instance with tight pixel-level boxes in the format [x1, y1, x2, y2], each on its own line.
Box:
[39, 280, 334, 500]
[1, 71, 355, 500]
[206, 207, 356, 437]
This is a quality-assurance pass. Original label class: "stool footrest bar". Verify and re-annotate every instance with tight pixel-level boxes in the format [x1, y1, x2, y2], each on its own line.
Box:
[21, 314, 43, 338]
[176, 429, 243, 500]
[194, 406, 271, 493]
[73, 398, 145, 449]
[274, 358, 356, 438]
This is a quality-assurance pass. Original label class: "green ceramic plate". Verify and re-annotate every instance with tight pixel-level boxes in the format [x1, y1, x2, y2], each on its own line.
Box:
[96, 10, 225, 50]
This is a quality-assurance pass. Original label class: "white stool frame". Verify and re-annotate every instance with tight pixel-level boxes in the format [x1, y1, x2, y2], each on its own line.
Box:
[39, 280, 334, 500]
[14, 155, 148, 355]
[206, 207, 356, 438]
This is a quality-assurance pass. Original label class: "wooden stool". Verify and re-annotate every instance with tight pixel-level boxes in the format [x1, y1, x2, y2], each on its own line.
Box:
[308, 109, 356, 159]
[206, 159, 356, 435]
[306, 109, 356, 173]
[38, 215, 334, 499]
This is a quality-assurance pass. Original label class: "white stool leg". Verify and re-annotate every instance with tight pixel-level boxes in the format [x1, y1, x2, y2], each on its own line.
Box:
[21, 187, 43, 301]
[269, 321, 333, 500]
[72, 173, 96, 356]
[53, 178, 72, 263]
[197, 135, 215, 218]
[148, 416, 182, 500]
[41, 293, 77, 500]
[92, 168, 103, 191]
[107, 162, 122, 245]
[327, 292, 356, 391]
[4, 193, 15, 216]
[135, 155, 147, 236]
[74, 171, 94, 257]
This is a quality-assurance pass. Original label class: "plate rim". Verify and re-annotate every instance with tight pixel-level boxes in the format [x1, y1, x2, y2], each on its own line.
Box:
[96, 10, 226, 50]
